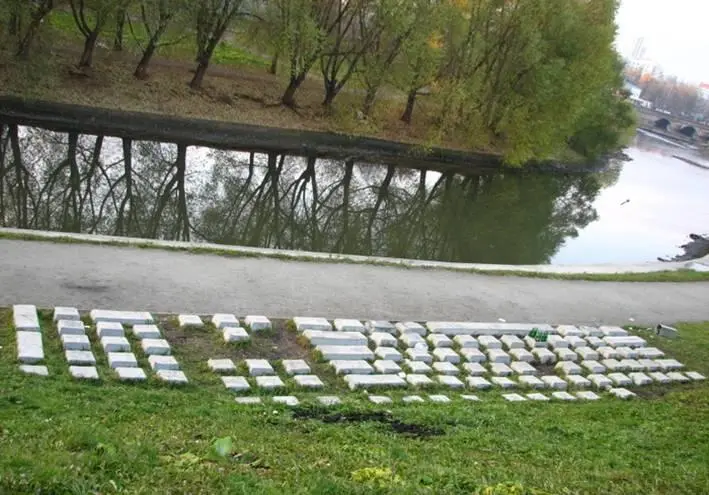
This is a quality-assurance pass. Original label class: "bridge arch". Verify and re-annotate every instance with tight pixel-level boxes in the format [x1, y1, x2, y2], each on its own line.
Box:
[655, 118, 671, 131]
[679, 126, 697, 138]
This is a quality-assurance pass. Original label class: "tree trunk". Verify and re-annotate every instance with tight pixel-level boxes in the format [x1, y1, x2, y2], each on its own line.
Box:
[134, 41, 158, 79]
[362, 87, 378, 117]
[269, 50, 279, 75]
[401, 89, 418, 124]
[190, 60, 209, 89]
[322, 80, 338, 108]
[16, 21, 42, 59]
[281, 74, 305, 107]
[78, 32, 99, 68]
[8, 12, 19, 36]
[114, 10, 125, 51]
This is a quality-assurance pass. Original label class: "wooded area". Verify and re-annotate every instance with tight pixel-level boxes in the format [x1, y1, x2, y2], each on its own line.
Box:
[1, 0, 635, 164]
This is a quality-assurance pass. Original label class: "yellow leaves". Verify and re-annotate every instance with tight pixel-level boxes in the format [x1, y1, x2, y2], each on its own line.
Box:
[427, 32, 444, 50]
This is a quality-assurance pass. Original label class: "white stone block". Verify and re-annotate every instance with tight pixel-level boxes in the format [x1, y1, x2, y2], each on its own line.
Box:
[500, 335, 524, 350]
[96, 321, 125, 338]
[541, 375, 567, 390]
[686, 371, 706, 381]
[600, 326, 628, 337]
[273, 396, 299, 406]
[403, 395, 425, 403]
[526, 393, 549, 401]
[368, 395, 393, 404]
[433, 362, 459, 375]
[149, 355, 179, 371]
[399, 333, 427, 348]
[405, 348, 433, 363]
[628, 372, 652, 386]
[603, 336, 647, 348]
[588, 374, 613, 389]
[235, 397, 262, 405]
[551, 391, 577, 401]
[61, 334, 91, 351]
[293, 375, 324, 388]
[395, 321, 426, 336]
[454, 335, 479, 348]
[637, 359, 660, 372]
[428, 334, 453, 348]
[566, 336, 588, 349]
[608, 373, 632, 386]
[141, 338, 171, 355]
[655, 359, 684, 371]
[466, 376, 492, 390]
[178, 314, 204, 328]
[460, 348, 486, 363]
[282, 359, 311, 375]
[407, 374, 434, 387]
[208, 358, 236, 373]
[318, 345, 374, 361]
[566, 375, 591, 388]
[518, 375, 545, 389]
[317, 396, 341, 406]
[436, 375, 464, 388]
[157, 369, 188, 384]
[554, 348, 578, 362]
[601, 359, 622, 372]
[638, 347, 664, 359]
[580, 326, 603, 337]
[244, 315, 271, 331]
[598, 347, 619, 359]
[547, 335, 570, 349]
[486, 349, 511, 364]
[609, 387, 636, 399]
[294, 317, 332, 332]
[116, 367, 147, 381]
[648, 371, 671, 383]
[108, 352, 138, 368]
[585, 336, 605, 348]
[223, 327, 250, 343]
[13, 304, 40, 331]
[581, 360, 606, 374]
[666, 372, 690, 383]
[365, 320, 395, 334]
[90, 310, 153, 325]
[404, 360, 432, 374]
[65, 350, 96, 365]
[373, 360, 402, 374]
[478, 335, 502, 349]
[370, 332, 397, 348]
[53, 306, 80, 322]
[15, 326, 44, 358]
[462, 362, 487, 376]
[101, 336, 130, 353]
[616, 347, 638, 359]
[461, 394, 481, 401]
[557, 325, 584, 337]
[502, 393, 526, 402]
[305, 330, 367, 347]
[491, 377, 516, 389]
[331, 360, 373, 375]
[132, 324, 161, 339]
[428, 394, 452, 403]
[576, 391, 601, 400]
[344, 374, 406, 390]
[490, 363, 513, 376]
[69, 365, 99, 380]
[510, 361, 536, 375]
[374, 347, 402, 362]
[255, 376, 285, 389]
[433, 348, 460, 363]
[524, 336, 547, 349]
[555, 361, 582, 376]
[427, 322, 555, 337]
[243, 359, 274, 376]
[19, 364, 49, 376]
[532, 348, 555, 364]
[575, 347, 599, 361]
[333, 319, 365, 332]
[212, 313, 239, 329]
[57, 320, 86, 336]
[621, 359, 644, 372]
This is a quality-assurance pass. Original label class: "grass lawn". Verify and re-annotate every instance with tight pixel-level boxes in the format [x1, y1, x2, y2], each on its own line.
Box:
[1, 312, 708, 494]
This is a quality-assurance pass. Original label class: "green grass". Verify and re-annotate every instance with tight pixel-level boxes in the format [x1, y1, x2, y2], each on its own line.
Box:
[1, 311, 709, 494]
[1, 229, 708, 283]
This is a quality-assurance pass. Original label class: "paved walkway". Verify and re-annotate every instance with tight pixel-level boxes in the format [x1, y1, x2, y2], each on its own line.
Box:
[1, 239, 708, 324]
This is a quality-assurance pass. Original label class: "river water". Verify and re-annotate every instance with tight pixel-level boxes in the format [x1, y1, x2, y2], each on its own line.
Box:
[1, 125, 706, 265]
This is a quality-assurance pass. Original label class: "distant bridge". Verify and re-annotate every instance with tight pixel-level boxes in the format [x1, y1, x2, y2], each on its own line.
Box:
[635, 107, 709, 141]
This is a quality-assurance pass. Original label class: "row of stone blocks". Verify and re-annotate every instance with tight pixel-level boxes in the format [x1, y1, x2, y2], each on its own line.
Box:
[193, 314, 272, 343]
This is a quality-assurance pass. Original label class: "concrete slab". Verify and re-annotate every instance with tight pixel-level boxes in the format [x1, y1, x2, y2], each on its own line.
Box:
[333, 319, 365, 332]
[609, 387, 636, 399]
[557, 325, 584, 337]
[547, 335, 570, 349]
[598, 347, 620, 359]
[273, 396, 299, 406]
[96, 321, 125, 338]
[365, 320, 396, 334]
[108, 352, 138, 368]
[666, 372, 690, 383]
[395, 321, 426, 336]
[374, 347, 402, 362]
[466, 376, 492, 390]
[509, 348, 534, 363]
[433, 362, 460, 375]
[69, 366, 99, 380]
[235, 397, 262, 405]
[600, 326, 628, 337]
[428, 334, 453, 348]
[510, 361, 536, 375]
[305, 330, 367, 346]
[460, 394, 481, 401]
[454, 335, 479, 348]
[554, 348, 578, 362]
[156, 369, 188, 384]
[282, 359, 311, 375]
[478, 335, 502, 349]
[524, 336, 547, 349]
[317, 345, 374, 361]
[244, 359, 275, 376]
[462, 362, 487, 376]
[399, 333, 427, 348]
[502, 393, 527, 402]
[116, 367, 147, 381]
[628, 372, 653, 386]
[541, 375, 567, 390]
[208, 358, 236, 373]
[655, 359, 684, 371]
[490, 363, 513, 376]
[574, 347, 599, 361]
[223, 327, 250, 343]
[255, 376, 285, 389]
[585, 336, 605, 348]
[405, 348, 432, 363]
[580, 326, 603, 337]
[368, 395, 393, 404]
[61, 334, 91, 351]
[132, 324, 161, 339]
[373, 360, 402, 374]
[101, 336, 131, 353]
[551, 391, 577, 401]
[620, 359, 644, 372]
[19, 364, 49, 376]
[370, 332, 397, 348]
[460, 348, 486, 363]
[638, 347, 664, 359]
[57, 320, 86, 336]
[588, 374, 613, 389]
[90, 310, 153, 325]
[565, 336, 587, 349]
[500, 335, 524, 350]
[244, 315, 271, 331]
[317, 396, 342, 406]
[603, 336, 647, 348]
[428, 394, 452, 403]
[491, 376, 516, 389]
[433, 348, 460, 363]
[404, 360, 432, 374]
[686, 371, 707, 381]
[616, 347, 639, 359]
[608, 373, 632, 386]
[425, 322, 554, 337]
[141, 338, 171, 355]
[526, 393, 549, 401]
[407, 374, 434, 387]
[212, 313, 239, 329]
[13, 304, 40, 331]
[148, 355, 179, 371]
[486, 349, 511, 364]
[53, 306, 80, 322]
[293, 317, 332, 332]
[344, 374, 406, 390]
[576, 391, 601, 400]
[566, 375, 591, 388]
[518, 375, 545, 389]
[601, 359, 622, 372]
[293, 375, 324, 388]
[178, 314, 204, 328]
[581, 360, 606, 374]
[65, 350, 96, 365]
[555, 362, 582, 375]
[331, 360, 374, 375]
[637, 359, 660, 372]
[648, 371, 671, 384]
[532, 348, 556, 364]
[402, 395, 425, 403]
[436, 375, 464, 388]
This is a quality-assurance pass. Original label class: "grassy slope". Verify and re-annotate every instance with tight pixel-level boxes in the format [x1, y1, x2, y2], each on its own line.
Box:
[1, 311, 708, 494]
